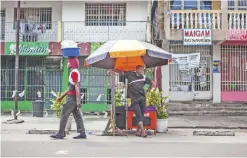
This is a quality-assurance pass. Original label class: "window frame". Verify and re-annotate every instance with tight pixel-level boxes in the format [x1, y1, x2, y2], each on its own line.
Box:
[13, 7, 53, 29]
[85, 3, 127, 26]
[228, 0, 247, 10]
[170, 0, 213, 10]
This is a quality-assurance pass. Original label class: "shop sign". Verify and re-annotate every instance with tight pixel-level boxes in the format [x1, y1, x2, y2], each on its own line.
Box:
[170, 52, 201, 70]
[183, 29, 212, 46]
[227, 29, 247, 40]
[91, 42, 104, 54]
[5, 42, 49, 56]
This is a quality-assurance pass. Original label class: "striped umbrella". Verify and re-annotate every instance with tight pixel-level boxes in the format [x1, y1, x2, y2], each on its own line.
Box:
[84, 40, 172, 71]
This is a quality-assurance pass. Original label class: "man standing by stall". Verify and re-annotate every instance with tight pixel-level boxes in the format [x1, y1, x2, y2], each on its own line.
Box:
[108, 65, 152, 137]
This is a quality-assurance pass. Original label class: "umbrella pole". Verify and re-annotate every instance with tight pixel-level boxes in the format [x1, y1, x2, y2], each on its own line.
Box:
[125, 78, 128, 130]
[102, 72, 116, 136]
[111, 72, 116, 136]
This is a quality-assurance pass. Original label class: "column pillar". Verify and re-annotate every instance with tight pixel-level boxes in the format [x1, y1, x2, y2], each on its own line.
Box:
[161, 40, 170, 99]
[212, 43, 221, 103]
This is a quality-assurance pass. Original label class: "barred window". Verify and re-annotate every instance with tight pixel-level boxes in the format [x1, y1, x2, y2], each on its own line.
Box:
[14, 8, 52, 29]
[85, 3, 126, 26]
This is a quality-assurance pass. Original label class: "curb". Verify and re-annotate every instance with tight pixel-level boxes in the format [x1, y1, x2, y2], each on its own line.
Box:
[168, 126, 247, 129]
[27, 129, 103, 135]
[2, 119, 25, 124]
[27, 126, 247, 135]
[193, 130, 235, 136]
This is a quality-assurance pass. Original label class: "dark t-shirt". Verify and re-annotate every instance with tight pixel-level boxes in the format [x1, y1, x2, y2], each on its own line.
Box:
[124, 72, 151, 99]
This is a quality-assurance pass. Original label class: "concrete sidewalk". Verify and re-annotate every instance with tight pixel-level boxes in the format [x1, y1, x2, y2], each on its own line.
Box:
[1, 115, 247, 133]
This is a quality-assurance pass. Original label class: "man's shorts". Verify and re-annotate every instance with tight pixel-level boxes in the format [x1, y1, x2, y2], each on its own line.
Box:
[130, 96, 146, 123]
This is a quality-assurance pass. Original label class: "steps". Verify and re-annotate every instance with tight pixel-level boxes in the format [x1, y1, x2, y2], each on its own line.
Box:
[168, 102, 247, 116]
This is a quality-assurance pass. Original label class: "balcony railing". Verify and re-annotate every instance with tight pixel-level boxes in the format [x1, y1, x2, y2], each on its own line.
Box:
[62, 21, 147, 42]
[3, 22, 58, 42]
[170, 10, 222, 30]
[2, 21, 148, 42]
[228, 11, 247, 29]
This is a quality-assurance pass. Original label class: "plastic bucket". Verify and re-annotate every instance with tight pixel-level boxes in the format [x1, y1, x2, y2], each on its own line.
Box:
[62, 48, 80, 57]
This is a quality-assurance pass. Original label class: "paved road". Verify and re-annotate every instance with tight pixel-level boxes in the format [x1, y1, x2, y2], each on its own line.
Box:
[2, 131, 247, 157]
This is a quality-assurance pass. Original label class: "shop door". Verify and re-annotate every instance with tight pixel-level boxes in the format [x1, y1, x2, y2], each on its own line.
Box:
[169, 41, 212, 101]
[192, 55, 212, 100]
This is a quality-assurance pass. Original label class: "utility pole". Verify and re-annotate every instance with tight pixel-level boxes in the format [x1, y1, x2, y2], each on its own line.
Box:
[14, 0, 21, 120]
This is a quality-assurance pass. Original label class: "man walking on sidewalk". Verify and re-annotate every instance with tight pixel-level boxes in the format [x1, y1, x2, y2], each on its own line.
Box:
[50, 57, 86, 139]
[108, 65, 152, 137]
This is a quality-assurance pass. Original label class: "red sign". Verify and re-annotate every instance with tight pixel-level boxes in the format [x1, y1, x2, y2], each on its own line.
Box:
[0, 42, 4, 55]
[227, 29, 247, 40]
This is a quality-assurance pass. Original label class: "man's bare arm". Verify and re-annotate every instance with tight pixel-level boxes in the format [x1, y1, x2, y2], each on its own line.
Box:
[58, 89, 69, 102]
[74, 82, 81, 107]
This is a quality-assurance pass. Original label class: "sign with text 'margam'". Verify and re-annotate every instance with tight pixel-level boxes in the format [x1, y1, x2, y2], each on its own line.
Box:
[183, 29, 212, 46]
[5, 42, 49, 56]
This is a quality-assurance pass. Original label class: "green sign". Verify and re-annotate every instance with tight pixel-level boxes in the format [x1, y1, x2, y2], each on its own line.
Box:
[91, 42, 104, 54]
[5, 42, 49, 56]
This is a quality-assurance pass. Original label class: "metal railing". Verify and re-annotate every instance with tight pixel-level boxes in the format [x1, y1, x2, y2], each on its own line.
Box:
[2, 21, 148, 42]
[0, 57, 62, 109]
[228, 11, 247, 29]
[170, 10, 222, 30]
[3, 22, 58, 42]
[221, 45, 247, 92]
[62, 21, 147, 42]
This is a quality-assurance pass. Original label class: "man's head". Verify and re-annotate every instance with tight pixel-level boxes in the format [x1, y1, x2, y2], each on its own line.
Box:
[136, 65, 145, 75]
[67, 57, 79, 69]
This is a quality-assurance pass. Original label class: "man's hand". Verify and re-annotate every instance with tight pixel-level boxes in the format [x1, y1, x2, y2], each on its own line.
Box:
[57, 96, 64, 103]
[107, 69, 114, 75]
[77, 102, 82, 109]
[107, 69, 122, 75]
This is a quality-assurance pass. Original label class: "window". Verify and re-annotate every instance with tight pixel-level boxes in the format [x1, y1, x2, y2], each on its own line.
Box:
[170, 0, 182, 10]
[184, 0, 197, 10]
[200, 0, 212, 10]
[170, 0, 212, 10]
[14, 8, 52, 29]
[85, 3, 126, 26]
[228, 0, 247, 10]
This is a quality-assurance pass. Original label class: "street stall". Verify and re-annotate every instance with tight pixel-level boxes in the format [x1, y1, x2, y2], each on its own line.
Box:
[84, 40, 172, 136]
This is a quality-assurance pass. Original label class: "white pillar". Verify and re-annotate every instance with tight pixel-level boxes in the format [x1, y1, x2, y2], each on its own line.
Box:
[213, 43, 221, 103]
[161, 65, 170, 98]
[161, 40, 170, 99]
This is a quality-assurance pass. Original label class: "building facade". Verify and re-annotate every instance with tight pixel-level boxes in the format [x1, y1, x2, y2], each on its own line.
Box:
[0, 1, 151, 112]
[157, 0, 247, 103]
